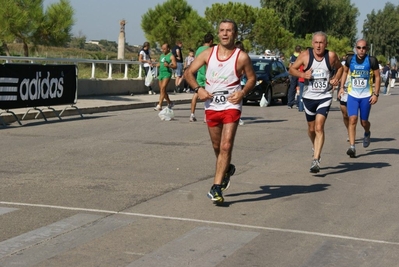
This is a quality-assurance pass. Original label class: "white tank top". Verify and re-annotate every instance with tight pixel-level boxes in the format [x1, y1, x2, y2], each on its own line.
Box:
[302, 49, 333, 100]
[204, 46, 242, 111]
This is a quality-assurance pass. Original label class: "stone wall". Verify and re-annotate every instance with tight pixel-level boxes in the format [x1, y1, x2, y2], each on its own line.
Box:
[78, 78, 177, 96]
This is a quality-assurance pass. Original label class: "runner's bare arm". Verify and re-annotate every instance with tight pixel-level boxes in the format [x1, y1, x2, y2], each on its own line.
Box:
[289, 51, 312, 80]
[228, 53, 256, 104]
[240, 53, 256, 96]
[184, 49, 213, 100]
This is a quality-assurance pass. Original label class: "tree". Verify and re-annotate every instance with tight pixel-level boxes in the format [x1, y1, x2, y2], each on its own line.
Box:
[204, 2, 257, 42]
[252, 8, 293, 54]
[0, 0, 74, 56]
[260, 0, 358, 44]
[69, 31, 86, 49]
[140, 1, 295, 54]
[363, 3, 399, 59]
[287, 33, 352, 59]
[141, 0, 213, 52]
[203, 3, 294, 53]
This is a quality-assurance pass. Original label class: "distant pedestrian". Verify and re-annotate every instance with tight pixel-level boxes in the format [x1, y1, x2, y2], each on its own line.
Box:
[154, 43, 176, 111]
[182, 49, 195, 92]
[287, 45, 302, 109]
[172, 41, 184, 93]
[387, 65, 397, 95]
[138, 42, 156, 95]
[382, 62, 390, 94]
[189, 33, 214, 122]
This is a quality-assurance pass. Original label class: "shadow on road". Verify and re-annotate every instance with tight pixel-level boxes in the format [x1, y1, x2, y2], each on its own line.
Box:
[221, 183, 330, 206]
[315, 161, 391, 178]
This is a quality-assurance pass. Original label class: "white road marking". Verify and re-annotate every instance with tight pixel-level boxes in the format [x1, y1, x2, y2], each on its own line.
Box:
[0, 214, 102, 258]
[126, 227, 259, 267]
[0, 214, 135, 267]
[1, 201, 399, 246]
[0, 207, 17, 215]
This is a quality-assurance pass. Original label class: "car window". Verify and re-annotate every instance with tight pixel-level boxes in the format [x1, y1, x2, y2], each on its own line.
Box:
[252, 60, 270, 74]
[276, 61, 286, 73]
[271, 61, 286, 75]
[271, 62, 280, 75]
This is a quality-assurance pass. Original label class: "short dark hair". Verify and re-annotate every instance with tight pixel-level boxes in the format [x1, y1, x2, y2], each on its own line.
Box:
[204, 33, 214, 43]
[295, 45, 301, 52]
[220, 19, 238, 33]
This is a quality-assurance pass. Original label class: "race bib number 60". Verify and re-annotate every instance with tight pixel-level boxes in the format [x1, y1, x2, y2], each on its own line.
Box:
[212, 91, 229, 104]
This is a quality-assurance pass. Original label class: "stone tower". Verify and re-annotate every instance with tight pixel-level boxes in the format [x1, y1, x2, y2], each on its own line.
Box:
[118, 20, 126, 60]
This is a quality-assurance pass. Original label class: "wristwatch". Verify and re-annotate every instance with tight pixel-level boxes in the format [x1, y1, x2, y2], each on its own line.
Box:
[373, 93, 379, 97]
[194, 87, 202, 93]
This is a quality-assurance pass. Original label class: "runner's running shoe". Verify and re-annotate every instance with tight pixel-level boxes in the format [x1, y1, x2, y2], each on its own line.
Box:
[207, 185, 224, 204]
[310, 159, 320, 173]
[190, 114, 197, 122]
[221, 164, 235, 191]
[346, 147, 356, 158]
[363, 132, 371, 148]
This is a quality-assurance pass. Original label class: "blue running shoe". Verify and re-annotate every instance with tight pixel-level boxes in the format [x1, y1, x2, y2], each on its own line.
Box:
[207, 185, 224, 204]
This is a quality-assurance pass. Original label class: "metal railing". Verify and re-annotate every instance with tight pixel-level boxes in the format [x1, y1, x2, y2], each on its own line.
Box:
[0, 56, 155, 80]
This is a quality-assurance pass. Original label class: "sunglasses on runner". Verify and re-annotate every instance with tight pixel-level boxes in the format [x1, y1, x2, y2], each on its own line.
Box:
[356, 46, 367, 50]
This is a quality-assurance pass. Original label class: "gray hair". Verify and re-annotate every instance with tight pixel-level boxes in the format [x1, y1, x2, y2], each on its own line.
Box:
[312, 31, 328, 43]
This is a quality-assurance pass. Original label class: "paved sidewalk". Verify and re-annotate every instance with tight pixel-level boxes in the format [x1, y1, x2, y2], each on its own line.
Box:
[0, 92, 195, 125]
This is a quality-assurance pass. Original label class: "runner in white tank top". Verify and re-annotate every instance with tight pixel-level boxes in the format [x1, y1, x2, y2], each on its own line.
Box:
[288, 32, 343, 174]
[302, 48, 333, 100]
[182, 19, 256, 205]
[204, 45, 242, 111]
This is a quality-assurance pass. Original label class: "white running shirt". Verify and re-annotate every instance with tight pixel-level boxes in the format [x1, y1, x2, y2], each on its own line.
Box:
[205, 45, 242, 111]
[302, 50, 332, 100]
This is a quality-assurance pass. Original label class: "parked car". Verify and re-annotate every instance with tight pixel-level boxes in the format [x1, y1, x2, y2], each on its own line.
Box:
[242, 56, 290, 106]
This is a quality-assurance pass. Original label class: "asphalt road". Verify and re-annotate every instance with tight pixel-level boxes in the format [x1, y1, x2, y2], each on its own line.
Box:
[0, 91, 398, 267]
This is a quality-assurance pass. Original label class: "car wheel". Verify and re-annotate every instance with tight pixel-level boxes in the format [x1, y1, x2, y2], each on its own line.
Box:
[243, 98, 248, 104]
[265, 87, 272, 106]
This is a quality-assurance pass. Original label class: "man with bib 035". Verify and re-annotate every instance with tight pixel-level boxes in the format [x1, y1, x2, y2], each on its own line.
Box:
[184, 19, 256, 205]
[289, 31, 343, 173]
[338, 39, 380, 158]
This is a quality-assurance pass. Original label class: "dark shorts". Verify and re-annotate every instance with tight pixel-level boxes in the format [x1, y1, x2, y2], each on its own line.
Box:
[302, 97, 332, 122]
[205, 109, 241, 127]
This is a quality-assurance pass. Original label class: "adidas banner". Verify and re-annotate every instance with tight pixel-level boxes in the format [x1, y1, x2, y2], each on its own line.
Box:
[0, 64, 77, 109]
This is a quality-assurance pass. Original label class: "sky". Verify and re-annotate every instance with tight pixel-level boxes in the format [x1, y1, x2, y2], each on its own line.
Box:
[43, 0, 394, 46]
